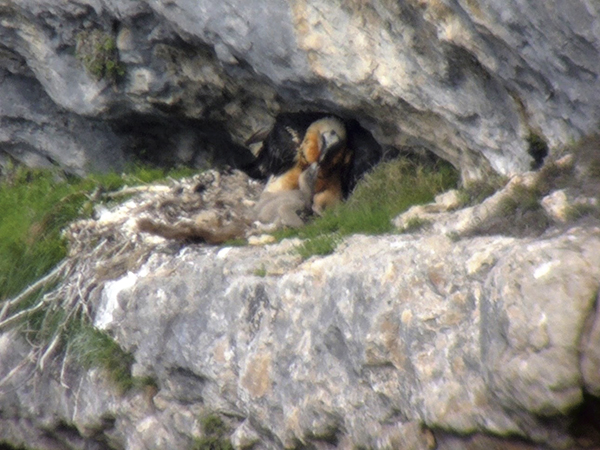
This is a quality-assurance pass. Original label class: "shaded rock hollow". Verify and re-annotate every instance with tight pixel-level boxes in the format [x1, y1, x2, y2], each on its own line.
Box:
[1, 0, 600, 178]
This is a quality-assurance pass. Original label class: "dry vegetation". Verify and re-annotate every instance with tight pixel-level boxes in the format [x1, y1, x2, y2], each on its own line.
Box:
[0, 164, 194, 391]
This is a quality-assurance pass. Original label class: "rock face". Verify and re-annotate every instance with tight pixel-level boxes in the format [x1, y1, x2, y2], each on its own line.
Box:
[96, 227, 600, 450]
[0, 48, 126, 175]
[3, 2, 600, 449]
[2, 0, 600, 178]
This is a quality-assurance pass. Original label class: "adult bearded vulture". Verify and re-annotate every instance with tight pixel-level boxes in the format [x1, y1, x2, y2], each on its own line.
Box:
[245, 112, 384, 211]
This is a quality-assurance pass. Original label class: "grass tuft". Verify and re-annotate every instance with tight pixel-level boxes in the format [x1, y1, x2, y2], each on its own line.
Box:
[253, 265, 267, 277]
[75, 29, 126, 83]
[399, 217, 431, 233]
[566, 203, 600, 221]
[296, 234, 342, 259]
[499, 184, 542, 215]
[465, 181, 551, 238]
[192, 414, 234, 450]
[457, 175, 506, 207]
[275, 158, 459, 259]
[67, 321, 135, 392]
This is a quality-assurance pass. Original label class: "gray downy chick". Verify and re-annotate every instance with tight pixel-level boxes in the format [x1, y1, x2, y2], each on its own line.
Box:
[254, 162, 319, 229]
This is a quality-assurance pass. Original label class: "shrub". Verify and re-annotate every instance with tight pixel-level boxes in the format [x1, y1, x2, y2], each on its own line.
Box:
[192, 415, 234, 450]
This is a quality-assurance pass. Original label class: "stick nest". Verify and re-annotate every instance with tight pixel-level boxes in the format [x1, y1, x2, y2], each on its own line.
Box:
[0, 169, 264, 379]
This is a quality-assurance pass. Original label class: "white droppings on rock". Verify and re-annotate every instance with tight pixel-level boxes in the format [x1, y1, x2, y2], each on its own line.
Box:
[533, 261, 560, 279]
[217, 247, 233, 259]
[94, 271, 138, 330]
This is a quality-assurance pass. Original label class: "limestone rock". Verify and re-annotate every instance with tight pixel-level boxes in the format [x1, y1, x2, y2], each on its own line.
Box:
[394, 172, 541, 236]
[2, 0, 600, 178]
[1, 217, 600, 449]
[582, 296, 600, 397]
[3, 1, 600, 448]
[3, 151, 600, 448]
[0, 50, 126, 175]
[394, 140, 600, 239]
[541, 189, 599, 224]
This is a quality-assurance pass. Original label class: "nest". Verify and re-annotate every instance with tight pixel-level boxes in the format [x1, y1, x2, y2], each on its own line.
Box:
[0, 169, 264, 380]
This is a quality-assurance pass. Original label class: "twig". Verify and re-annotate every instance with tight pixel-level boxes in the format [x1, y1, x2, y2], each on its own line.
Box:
[0, 261, 68, 321]
[104, 184, 170, 199]
[60, 343, 71, 389]
[75, 272, 86, 309]
[38, 332, 62, 371]
[0, 300, 47, 331]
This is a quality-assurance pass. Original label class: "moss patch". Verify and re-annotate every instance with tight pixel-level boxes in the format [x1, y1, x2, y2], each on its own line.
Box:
[76, 29, 125, 83]
[192, 414, 234, 450]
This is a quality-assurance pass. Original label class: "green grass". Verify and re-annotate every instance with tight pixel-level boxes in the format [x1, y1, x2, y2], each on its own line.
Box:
[457, 175, 506, 207]
[0, 164, 194, 301]
[0, 163, 195, 390]
[566, 203, 600, 221]
[296, 234, 342, 259]
[275, 158, 459, 258]
[499, 183, 542, 215]
[67, 321, 159, 392]
[68, 321, 134, 389]
[0, 168, 87, 301]
[588, 159, 600, 179]
[222, 238, 248, 247]
[253, 265, 267, 277]
[20, 305, 153, 392]
[192, 415, 234, 450]
[76, 29, 126, 83]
